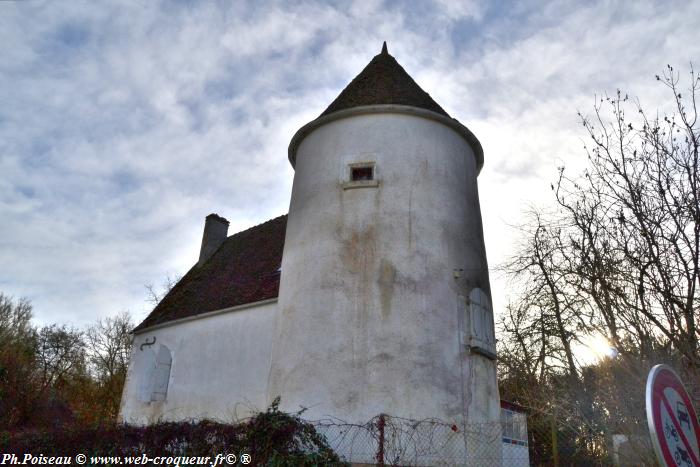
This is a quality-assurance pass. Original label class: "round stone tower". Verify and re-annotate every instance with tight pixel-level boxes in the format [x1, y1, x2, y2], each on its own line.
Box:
[268, 43, 500, 429]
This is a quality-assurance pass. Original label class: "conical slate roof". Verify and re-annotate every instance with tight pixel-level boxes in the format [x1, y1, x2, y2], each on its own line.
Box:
[320, 42, 450, 118]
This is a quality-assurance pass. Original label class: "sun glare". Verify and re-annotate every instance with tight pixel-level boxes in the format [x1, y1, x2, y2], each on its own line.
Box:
[576, 334, 618, 365]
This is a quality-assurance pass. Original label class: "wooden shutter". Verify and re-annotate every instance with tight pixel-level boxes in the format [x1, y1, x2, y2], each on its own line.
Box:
[150, 345, 172, 402]
[467, 288, 496, 358]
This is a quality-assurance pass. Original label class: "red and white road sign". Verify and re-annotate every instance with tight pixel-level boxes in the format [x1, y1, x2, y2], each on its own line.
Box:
[646, 364, 700, 467]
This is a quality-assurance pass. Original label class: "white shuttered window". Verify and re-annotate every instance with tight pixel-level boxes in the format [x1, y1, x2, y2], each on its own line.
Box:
[150, 345, 172, 402]
[466, 288, 496, 358]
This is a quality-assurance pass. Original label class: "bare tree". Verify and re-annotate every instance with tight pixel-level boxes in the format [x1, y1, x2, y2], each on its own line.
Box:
[0, 293, 34, 346]
[555, 65, 700, 365]
[498, 65, 700, 462]
[144, 273, 182, 306]
[0, 293, 37, 427]
[1, 293, 140, 427]
[35, 325, 86, 392]
[84, 311, 134, 420]
[502, 65, 699, 372]
[502, 212, 587, 384]
[85, 311, 133, 381]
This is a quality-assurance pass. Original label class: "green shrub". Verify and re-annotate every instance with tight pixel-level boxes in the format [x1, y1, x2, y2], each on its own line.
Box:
[1, 398, 345, 466]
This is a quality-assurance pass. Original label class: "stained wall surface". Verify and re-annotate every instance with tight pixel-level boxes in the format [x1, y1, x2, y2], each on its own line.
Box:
[268, 110, 500, 426]
[119, 301, 277, 424]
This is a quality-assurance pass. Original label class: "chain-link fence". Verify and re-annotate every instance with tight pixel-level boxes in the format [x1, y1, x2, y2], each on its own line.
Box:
[312, 414, 518, 466]
[525, 414, 654, 467]
[311, 412, 657, 466]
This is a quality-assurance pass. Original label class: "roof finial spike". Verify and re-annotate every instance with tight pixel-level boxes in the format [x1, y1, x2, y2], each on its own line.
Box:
[381, 41, 388, 55]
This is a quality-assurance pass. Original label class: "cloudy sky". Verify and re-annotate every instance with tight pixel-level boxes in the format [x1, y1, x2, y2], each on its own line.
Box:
[1, 0, 699, 328]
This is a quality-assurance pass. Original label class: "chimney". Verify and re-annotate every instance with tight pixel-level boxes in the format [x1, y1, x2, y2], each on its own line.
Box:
[198, 213, 229, 266]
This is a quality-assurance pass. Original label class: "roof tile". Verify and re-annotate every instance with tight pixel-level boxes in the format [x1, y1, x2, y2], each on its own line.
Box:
[320, 42, 450, 118]
[134, 215, 287, 332]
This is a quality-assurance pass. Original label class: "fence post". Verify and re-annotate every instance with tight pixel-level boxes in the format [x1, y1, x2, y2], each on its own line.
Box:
[376, 413, 385, 466]
[550, 414, 559, 467]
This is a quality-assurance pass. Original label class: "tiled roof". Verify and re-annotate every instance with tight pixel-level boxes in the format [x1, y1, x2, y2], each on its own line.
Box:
[320, 42, 450, 118]
[134, 215, 287, 332]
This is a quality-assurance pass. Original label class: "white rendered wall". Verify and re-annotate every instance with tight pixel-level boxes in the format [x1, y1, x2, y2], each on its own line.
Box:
[269, 110, 501, 428]
[119, 301, 277, 424]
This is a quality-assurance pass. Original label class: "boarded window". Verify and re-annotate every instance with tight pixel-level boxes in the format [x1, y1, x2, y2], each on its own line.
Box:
[138, 348, 157, 402]
[150, 345, 172, 402]
[465, 288, 496, 358]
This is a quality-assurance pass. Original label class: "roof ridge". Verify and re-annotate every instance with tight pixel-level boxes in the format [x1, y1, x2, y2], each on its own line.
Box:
[226, 213, 288, 239]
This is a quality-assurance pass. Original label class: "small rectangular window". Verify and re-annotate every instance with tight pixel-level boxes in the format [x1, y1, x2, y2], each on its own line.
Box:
[351, 166, 374, 181]
[343, 161, 378, 190]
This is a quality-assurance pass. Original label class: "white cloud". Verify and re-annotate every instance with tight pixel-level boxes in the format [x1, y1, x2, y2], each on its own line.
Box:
[0, 0, 698, 329]
[433, 0, 485, 22]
